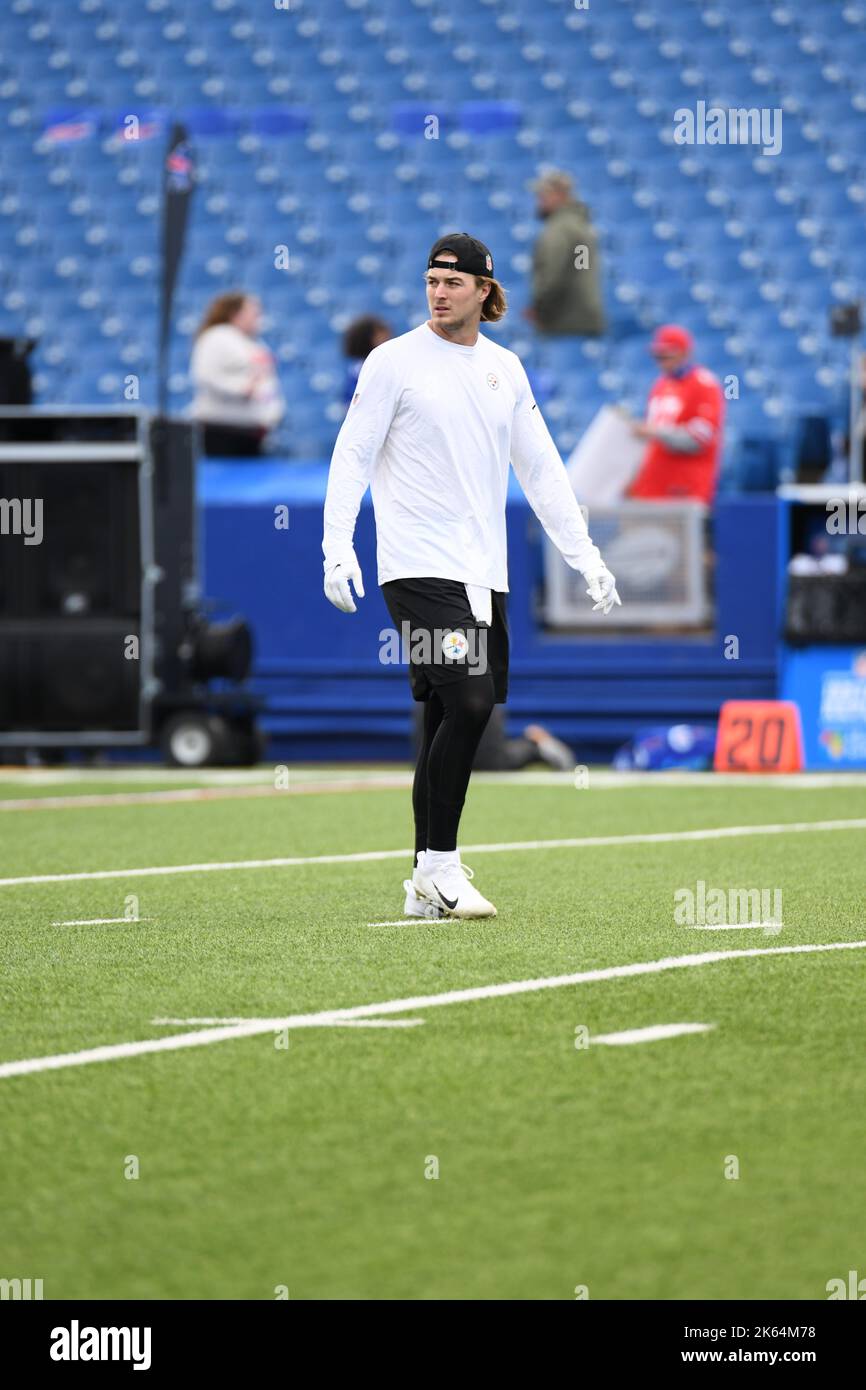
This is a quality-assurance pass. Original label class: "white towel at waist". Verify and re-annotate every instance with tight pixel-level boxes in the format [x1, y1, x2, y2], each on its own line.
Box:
[464, 583, 492, 627]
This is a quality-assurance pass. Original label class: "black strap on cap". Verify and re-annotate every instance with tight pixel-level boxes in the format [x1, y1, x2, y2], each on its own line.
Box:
[427, 233, 494, 278]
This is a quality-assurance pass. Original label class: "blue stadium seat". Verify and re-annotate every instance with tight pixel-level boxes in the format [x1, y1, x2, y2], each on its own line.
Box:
[0, 0, 860, 472]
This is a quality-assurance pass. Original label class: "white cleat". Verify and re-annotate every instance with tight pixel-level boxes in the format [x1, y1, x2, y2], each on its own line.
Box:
[402, 851, 445, 919]
[402, 879, 446, 920]
[413, 860, 497, 920]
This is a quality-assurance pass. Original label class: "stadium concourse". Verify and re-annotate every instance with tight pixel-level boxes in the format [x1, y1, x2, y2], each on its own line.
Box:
[0, 0, 863, 484]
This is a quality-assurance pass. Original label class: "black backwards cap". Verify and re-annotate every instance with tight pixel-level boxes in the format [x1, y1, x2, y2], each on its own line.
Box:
[427, 232, 494, 277]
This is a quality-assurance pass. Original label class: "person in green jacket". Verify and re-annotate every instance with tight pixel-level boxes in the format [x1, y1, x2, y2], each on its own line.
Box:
[527, 169, 606, 337]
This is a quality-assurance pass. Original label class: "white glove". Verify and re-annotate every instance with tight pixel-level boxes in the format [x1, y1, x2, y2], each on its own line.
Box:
[584, 564, 622, 616]
[324, 551, 365, 613]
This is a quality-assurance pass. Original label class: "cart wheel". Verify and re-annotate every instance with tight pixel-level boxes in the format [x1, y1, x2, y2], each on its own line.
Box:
[159, 712, 230, 768]
[223, 722, 267, 766]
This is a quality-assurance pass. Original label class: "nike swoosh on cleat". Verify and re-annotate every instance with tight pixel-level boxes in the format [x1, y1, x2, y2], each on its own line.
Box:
[432, 881, 458, 910]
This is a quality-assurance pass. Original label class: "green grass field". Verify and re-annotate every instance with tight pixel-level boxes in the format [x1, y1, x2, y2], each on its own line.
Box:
[1, 766, 864, 1300]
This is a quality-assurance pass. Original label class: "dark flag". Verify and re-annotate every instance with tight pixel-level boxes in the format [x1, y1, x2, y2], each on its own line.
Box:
[158, 122, 194, 417]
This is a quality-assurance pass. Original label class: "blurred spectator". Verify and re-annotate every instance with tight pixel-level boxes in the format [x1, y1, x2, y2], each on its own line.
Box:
[190, 292, 285, 456]
[414, 705, 576, 772]
[626, 325, 725, 504]
[342, 314, 392, 405]
[526, 169, 605, 337]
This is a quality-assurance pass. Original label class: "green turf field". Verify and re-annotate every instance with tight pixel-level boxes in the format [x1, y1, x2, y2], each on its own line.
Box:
[1, 766, 864, 1300]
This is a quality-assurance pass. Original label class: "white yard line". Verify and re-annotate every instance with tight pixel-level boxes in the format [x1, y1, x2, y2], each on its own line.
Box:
[332, 1019, 425, 1028]
[688, 922, 783, 931]
[150, 1016, 286, 1026]
[1, 939, 863, 1081]
[3, 765, 866, 788]
[591, 1023, 715, 1046]
[3, 768, 866, 810]
[366, 918, 436, 927]
[472, 772, 866, 789]
[3, 817, 865, 889]
[150, 1016, 424, 1029]
[0, 780, 413, 812]
[1, 787, 287, 812]
[52, 917, 150, 927]
[0, 767, 405, 787]
[0, 768, 272, 785]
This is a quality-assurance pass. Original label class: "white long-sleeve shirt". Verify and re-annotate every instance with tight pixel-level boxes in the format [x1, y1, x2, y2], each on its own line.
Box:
[322, 320, 602, 592]
[190, 323, 285, 431]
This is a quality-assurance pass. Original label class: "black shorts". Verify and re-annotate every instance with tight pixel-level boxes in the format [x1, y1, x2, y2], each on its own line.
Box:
[381, 577, 510, 704]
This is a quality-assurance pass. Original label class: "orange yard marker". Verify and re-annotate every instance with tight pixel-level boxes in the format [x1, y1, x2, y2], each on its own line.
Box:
[714, 700, 804, 773]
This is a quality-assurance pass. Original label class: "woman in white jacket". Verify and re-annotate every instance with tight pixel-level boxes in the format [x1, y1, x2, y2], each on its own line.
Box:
[190, 292, 285, 456]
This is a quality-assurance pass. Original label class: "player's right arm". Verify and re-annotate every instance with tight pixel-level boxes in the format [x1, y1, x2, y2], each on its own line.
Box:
[322, 347, 400, 612]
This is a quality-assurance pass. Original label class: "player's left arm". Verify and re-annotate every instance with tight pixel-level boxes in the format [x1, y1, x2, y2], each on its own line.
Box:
[509, 364, 621, 614]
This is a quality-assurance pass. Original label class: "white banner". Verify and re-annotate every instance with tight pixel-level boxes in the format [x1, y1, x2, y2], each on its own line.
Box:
[565, 405, 644, 506]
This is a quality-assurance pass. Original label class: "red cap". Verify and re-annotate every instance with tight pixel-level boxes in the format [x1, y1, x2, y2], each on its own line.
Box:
[650, 324, 693, 355]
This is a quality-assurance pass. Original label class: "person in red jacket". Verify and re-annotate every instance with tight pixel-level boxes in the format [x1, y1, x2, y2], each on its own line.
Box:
[627, 325, 724, 504]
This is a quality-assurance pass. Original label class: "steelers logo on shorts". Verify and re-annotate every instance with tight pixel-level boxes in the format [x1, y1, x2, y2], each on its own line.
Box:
[441, 630, 469, 661]
[486, 372, 499, 390]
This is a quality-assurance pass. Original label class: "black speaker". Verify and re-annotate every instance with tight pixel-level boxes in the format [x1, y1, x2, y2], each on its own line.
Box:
[0, 459, 140, 619]
[0, 410, 151, 738]
[0, 620, 140, 730]
[786, 572, 866, 644]
[0, 408, 257, 758]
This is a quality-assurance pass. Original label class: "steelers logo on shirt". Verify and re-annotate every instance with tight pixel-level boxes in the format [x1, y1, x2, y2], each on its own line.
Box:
[441, 630, 469, 661]
[486, 372, 499, 390]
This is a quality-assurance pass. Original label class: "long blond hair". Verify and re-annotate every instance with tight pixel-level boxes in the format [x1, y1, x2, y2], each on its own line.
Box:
[477, 276, 507, 323]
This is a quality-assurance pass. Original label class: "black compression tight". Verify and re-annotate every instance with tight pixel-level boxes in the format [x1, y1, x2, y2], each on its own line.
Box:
[412, 676, 497, 860]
